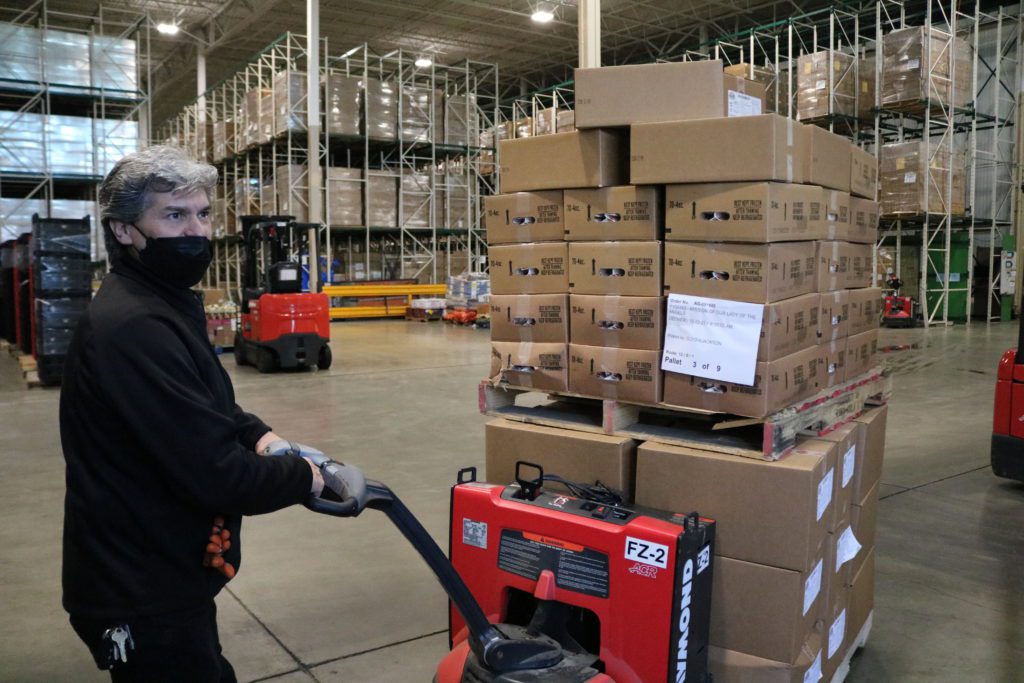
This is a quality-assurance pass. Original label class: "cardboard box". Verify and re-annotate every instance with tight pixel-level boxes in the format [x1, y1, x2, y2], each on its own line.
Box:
[662, 344, 823, 418]
[796, 50, 856, 121]
[574, 59, 766, 128]
[817, 241, 872, 292]
[850, 146, 878, 200]
[822, 339, 847, 387]
[851, 479, 879, 579]
[846, 548, 875, 656]
[853, 405, 887, 505]
[821, 570, 851, 680]
[817, 290, 850, 343]
[564, 185, 661, 241]
[803, 126, 852, 192]
[710, 555, 826, 664]
[631, 114, 807, 185]
[847, 243, 873, 289]
[709, 636, 823, 683]
[569, 241, 662, 296]
[569, 344, 662, 404]
[490, 294, 569, 343]
[849, 196, 880, 244]
[664, 241, 817, 303]
[845, 329, 879, 380]
[845, 287, 882, 336]
[490, 342, 568, 392]
[499, 129, 628, 192]
[758, 293, 820, 361]
[484, 191, 564, 244]
[489, 243, 568, 295]
[819, 189, 851, 241]
[805, 423, 859, 530]
[569, 294, 664, 350]
[636, 441, 832, 572]
[824, 523, 864, 602]
[484, 419, 637, 500]
[724, 62, 793, 116]
[665, 182, 821, 243]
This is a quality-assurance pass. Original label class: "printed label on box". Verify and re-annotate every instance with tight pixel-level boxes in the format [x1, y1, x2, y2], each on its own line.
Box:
[727, 90, 763, 117]
[842, 445, 856, 488]
[828, 609, 847, 659]
[804, 559, 823, 615]
[837, 526, 862, 571]
[804, 652, 823, 683]
[661, 293, 764, 385]
[817, 468, 835, 521]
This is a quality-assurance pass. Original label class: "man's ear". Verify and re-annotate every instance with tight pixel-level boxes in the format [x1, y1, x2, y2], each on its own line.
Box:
[109, 219, 134, 246]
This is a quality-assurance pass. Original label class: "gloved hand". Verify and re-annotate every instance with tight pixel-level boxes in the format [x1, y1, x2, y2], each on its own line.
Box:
[261, 440, 326, 497]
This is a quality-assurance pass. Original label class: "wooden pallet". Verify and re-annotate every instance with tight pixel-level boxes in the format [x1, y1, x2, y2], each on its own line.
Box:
[479, 367, 891, 461]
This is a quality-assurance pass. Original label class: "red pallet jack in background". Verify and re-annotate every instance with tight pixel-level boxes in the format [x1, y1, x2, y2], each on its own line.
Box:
[992, 311, 1024, 482]
[882, 275, 916, 328]
[281, 450, 715, 682]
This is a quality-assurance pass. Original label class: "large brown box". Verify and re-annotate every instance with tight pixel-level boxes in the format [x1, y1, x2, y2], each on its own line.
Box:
[845, 287, 883, 336]
[661, 344, 822, 419]
[821, 564, 852, 680]
[853, 405, 888, 505]
[569, 294, 664, 350]
[569, 344, 662, 404]
[805, 423, 860, 531]
[489, 243, 568, 295]
[850, 146, 878, 200]
[803, 126, 852, 192]
[490, 294, 569, 343]
[484, 191, 564, 244]
[816, 241, 872, 292]
[498, 129, 627, 192]
[846, 549, 875, 654]
[758, 293, 820, 361]
[574, 60, 766, 128]
[631, 114, 807, 185]
[490, 342, 568, 392]
[635, 441, 832, 572]
[664, 241, 817, 303]
[709, 636, 823, 683]
[665, 182, 821, 243]
[725, 62, 792, 116]
[797, 50, 856, 120]
[851, 479, 879, 578]
[880, 140, 966, 216]
[881, 26, 972, 110]
[818, 189, 851, 241]
[817, 290, 850, 343]
[484, 419, 637, 500]
[845, 329, 879, 380]
[568, 241, 662, 296]
[849, 196, 880, 244]
[564, 185, 661, 241]
[710, 555, 826, 664]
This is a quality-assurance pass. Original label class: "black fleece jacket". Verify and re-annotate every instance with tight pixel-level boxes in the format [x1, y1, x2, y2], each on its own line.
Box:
[59, 255, 312, 619]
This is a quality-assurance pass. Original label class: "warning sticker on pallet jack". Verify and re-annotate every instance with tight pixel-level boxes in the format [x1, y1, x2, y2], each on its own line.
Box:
[497, 530, 609, 598]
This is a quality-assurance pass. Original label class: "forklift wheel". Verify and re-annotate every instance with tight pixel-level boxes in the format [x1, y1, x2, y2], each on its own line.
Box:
[317, 345, 332, 370]
[233, 334, 247, 366]
[256, 348, 278, 374]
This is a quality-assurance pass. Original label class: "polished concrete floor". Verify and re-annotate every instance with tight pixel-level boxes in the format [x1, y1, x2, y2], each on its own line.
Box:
[1, 320, 1023, 682]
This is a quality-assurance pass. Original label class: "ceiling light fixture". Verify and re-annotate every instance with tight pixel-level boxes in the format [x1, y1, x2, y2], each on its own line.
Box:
[414, 56, 432, 68]
[531, 7, 555, 23]
[156, 22, 180, 35]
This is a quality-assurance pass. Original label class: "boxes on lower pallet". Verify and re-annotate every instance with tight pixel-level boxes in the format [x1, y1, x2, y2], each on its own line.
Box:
[846, 548, 875, 653]
[489, 341, 567, 392]
[821, 561, 853, 682]
[851, 480, 879, 577]
[569, 294, 664, 350]
[853, 405, 888, 505]
[484, 418, 638, 501]
[709, 634, 823, 683]
[489, 294, 569, 343]
[568, 344, 662, 404]
[662, 344, 823, 418]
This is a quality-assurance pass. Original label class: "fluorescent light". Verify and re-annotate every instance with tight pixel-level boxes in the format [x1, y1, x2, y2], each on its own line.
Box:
[156, 22, 179, 35]
[531, 8, 554, 23]
[414, 57, 432, 68]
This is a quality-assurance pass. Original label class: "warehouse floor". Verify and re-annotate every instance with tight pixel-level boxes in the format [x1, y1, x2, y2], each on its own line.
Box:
[2, 320, 1023, 682]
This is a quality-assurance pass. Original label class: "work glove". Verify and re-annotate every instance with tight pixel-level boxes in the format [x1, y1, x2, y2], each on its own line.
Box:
[261, 439, 327, 496]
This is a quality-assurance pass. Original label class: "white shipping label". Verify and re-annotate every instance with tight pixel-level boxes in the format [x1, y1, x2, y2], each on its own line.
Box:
[837, 526, 863, 570]
[817, 468, 835, 521]
[728, 90, 763, 117]
[907, 59, 921, 70]
[904, 172, 918, 184]
[662, 294, 765, 386]
[842, 446, 856, 488]
[804, 559, 824, 615]
[625, 536, 669, 569]
[462, 518, 488, 549]
[828, 609, 847, 658]
[804, 652, 823, 683]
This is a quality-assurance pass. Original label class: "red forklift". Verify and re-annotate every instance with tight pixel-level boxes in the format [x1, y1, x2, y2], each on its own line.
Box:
[993, 311, 1024, 482]
[233, 216, 331, 373]
[882, 275, 916, 328]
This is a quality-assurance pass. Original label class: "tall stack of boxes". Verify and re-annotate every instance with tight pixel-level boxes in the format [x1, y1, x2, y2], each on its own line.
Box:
[485, 59, 887, 682]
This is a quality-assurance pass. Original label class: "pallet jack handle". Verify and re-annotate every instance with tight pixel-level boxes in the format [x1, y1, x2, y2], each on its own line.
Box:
[295, 454, 564, 674]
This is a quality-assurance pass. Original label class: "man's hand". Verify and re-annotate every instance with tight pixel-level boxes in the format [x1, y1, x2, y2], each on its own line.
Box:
[306, 458, 325, 497]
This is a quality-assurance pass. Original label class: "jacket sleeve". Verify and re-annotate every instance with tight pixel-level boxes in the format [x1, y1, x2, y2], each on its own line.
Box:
[97, 315, 312, 515]
[232, 404, 272, 451]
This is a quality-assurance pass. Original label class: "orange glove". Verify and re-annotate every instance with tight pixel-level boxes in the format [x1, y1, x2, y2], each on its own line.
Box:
[202, 516, 236, 580]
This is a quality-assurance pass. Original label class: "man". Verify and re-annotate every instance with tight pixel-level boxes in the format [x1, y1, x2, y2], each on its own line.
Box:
[60, 145, 325, 682]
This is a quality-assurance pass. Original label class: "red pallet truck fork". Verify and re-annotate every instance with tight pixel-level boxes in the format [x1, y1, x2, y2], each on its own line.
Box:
[992, 311, 1024, 481]
[281, 450, 715, 682]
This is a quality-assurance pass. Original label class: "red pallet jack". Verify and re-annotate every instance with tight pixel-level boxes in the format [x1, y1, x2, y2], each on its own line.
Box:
[882, 275, 916, 328]
[285, 452, 715, 682]
[992, 312, 1024, 482]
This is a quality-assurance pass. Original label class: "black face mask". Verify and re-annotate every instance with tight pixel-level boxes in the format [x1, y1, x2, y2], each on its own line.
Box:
[129, 224, 212, 289]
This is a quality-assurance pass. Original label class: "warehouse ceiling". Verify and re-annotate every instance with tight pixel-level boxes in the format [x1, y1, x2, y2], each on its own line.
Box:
[4, 0, 834, 125]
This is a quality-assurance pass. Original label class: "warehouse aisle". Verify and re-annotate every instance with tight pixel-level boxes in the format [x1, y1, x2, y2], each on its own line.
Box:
[0, 321, 1022, 682]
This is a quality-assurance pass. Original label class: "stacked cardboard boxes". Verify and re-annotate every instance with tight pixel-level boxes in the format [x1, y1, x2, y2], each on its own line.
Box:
[881, 26, 972, 110]
[796, 50, 857, 121]
[879, 140, 967, 216]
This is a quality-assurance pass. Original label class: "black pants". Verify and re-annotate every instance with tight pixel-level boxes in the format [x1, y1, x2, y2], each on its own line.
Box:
[70, 600, 237, 683]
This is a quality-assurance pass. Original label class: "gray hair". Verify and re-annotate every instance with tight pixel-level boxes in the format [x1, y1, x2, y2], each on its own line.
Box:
[99, 145, 218, 258]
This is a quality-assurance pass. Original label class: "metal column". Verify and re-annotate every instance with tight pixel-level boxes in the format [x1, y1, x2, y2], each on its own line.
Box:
[306, 0, 321, 291]
[579, 0, 600, 68]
